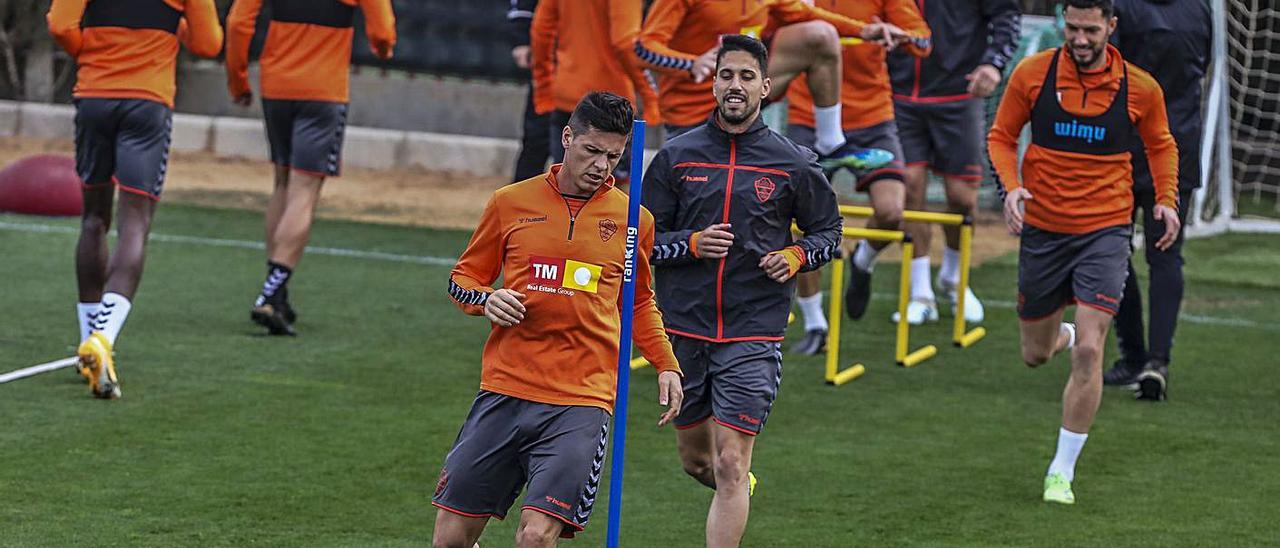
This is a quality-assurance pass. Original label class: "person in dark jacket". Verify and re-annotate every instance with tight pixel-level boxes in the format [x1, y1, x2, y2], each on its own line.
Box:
[1102, 0, 1212, 400]
[641, 34, 841, 546]
[885, 0, 1020, 326]
[509, 0, 551, 182]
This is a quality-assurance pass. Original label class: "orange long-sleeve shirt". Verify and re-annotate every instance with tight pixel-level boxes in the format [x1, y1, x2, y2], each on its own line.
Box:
[225, 0, 396, 103]
[988, 46, 1179, 234]
[531, 0, 659, 123]
[448, 167, 680, 412]
[786, 0, 931, 130]
[47, 0, 223, 109]
[637, 0, 870, 127]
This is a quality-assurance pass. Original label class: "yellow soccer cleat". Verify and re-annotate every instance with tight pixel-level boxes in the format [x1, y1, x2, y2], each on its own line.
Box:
[748, 471, 758, 497]
[1043, 473, 1075, 505]
[78, 332, 120, 399]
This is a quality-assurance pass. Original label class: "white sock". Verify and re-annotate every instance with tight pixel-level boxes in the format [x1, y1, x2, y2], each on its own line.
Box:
[813, 104, 846, 155]
[910, 256, 934, 302]
[77, 302, 101, 343]
[939, 247, 961, 288]
[95, 292, 132, 346]
[1047, 427, 1089, 482]
[852, 240, 879, 272]
[1062, 322, 1076, 350]
[797, 292, 828, 332]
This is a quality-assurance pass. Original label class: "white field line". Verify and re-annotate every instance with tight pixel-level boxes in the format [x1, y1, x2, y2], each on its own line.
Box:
[2, 220, 1277, 332]
[0, 221, 454, 267]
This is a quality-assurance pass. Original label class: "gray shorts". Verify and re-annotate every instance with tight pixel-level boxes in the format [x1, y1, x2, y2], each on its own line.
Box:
[432, 391, 610, 538]
[893, 98, 986, 181]
[74, 98, 173, 199]
[671, 337, 783, 436]
[787, 121, 906, 191]
[1018, 225, 1132, 320]
[262, 99, 348, 177]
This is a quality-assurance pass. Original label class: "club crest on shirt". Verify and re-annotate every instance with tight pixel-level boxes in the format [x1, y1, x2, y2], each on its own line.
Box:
[754, 176, 775, 202]
[599, 219, 618, 242]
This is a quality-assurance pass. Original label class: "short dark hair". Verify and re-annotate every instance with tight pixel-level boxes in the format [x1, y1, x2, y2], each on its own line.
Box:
[715, 34, 769, 75]
[567, 91, 634, 137]
[1064, 0, 1114, 18]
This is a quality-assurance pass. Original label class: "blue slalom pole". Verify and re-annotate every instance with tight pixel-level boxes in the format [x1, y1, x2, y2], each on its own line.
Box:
[605, 119, 646, 548]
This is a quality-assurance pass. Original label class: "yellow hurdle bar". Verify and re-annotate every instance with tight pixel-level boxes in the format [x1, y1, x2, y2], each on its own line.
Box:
[824, 254, 866, 385]
[894, 240, 938, 367]
[951, 221, 987, 348]
[842, 226, 906, 242]
[839, 205, 965, 226]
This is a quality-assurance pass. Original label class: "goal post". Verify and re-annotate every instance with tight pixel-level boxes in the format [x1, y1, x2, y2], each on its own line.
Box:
[1189, 0, 1280, 237]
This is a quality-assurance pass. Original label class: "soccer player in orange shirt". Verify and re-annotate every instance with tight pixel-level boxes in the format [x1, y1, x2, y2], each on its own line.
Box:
[987, 0, 1179, 504]
[225, 0, 396, 336]
[783, 0, 931, 354]
[637, 0, 911, 173]
[432, 92, 683, 547]
[530, 0, 659, 186]
[48, 0, 223, 399]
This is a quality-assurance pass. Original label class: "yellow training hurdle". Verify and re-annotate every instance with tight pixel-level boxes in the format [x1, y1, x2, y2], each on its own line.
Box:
[630, 206, 986, 379]
[838, 206, 987, 350]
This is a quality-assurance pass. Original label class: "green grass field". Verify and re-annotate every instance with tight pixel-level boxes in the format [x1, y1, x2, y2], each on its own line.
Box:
[2, 204, 1277, 546]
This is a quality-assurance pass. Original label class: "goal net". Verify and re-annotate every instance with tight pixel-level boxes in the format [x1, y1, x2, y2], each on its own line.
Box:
[1191, 0, 1280, 235]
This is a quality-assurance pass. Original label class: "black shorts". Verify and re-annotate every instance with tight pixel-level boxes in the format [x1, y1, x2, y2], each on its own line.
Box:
[671, 337, 783, 436]
[262, 99, 348, 177]
[786, 121, 906, 191]
[1018, 225, 1132, 320]
[894, 98, 986, 181]
[432, 391, 610, 538]
[74, 98, 173, 199]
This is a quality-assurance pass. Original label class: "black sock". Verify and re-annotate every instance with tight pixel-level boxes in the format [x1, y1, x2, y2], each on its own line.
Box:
[256, 261, 292, 306]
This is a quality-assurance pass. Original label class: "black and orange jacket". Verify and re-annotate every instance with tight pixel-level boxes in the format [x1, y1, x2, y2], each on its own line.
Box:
[531, 0, 659, 122]
[448, 167, 680, 413]
[642, 116, 842, 342]
[48, 0, 223, 108]
[637, 0, 870, 127]
[786, 0, 931, 130]
[888, 0, 1020, 102]
[988, 46, 1179, 234]
[226, 0, 396, 104]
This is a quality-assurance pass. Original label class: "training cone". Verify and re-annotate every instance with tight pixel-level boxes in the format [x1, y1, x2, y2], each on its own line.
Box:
[0, 154, 82, 216]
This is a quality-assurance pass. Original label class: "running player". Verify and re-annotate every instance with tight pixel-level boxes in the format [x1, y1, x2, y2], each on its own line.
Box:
[531, 0, 659, 186]
[987, 0, 1179, 504]
[883, 0, 1021, 327]
[637, 0, 910, 174]
[225, 0, 396, 335]
[643, 36, 842, 546]
[48, 0, 223, 399]
[784, 0, 931, 354]
[432, 92, 684, 547]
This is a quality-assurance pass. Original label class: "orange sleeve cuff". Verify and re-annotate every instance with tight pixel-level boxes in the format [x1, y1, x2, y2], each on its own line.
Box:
[777, 246, 805, 277]
[689, 231, 701, 258]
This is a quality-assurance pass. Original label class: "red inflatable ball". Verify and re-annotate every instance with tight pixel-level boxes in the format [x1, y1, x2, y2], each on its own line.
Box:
[0, 154, 83, 217]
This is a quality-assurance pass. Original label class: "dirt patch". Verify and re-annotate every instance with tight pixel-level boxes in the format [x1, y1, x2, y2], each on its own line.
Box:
[0, 136, 1020, 263]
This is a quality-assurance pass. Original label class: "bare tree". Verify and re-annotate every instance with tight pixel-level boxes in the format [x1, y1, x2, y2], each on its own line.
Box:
[0, 0, 69, 101]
